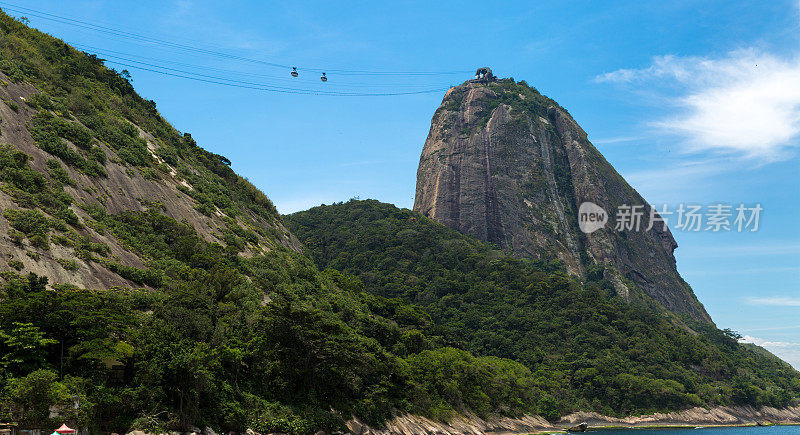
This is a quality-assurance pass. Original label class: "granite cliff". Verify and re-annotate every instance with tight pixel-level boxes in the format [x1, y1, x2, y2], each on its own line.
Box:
[413, 71, 711, 322]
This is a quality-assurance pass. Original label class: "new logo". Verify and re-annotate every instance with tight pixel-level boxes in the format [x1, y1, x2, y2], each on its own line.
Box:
[578, 202, 608, 234]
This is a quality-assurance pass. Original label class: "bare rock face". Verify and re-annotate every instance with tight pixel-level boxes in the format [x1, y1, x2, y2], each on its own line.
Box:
[413, 78, 711, 323]
[0, 72, 299, 291]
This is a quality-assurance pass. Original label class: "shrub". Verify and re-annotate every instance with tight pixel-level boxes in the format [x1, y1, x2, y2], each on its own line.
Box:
[107, 262, 163, 287]
[56, 258, 79, 271]
[54, 207, 80, 227]
[4, 209, 50, 249]
[29, 112, 105, 177]
[8, 229, 25, 245]
[24, 93, 55, 110]
[4, 99, 19, 112]
[46, 159, 73, 185]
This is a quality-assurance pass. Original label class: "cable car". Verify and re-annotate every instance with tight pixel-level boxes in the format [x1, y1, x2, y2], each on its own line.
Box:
[320, 72, 327, 82]
[291, 67, 298, 77]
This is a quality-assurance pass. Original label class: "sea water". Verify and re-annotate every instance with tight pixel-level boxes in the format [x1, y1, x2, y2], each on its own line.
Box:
[592, 426, 799, 434]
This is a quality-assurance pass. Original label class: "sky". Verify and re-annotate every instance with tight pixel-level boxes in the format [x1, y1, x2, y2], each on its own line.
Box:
[6, 0, 800, 367]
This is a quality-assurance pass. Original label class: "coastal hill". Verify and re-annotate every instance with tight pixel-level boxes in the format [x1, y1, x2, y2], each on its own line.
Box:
[287, 199, 800, 426]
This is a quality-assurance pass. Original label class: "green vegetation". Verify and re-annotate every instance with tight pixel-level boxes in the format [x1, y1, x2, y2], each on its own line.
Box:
[0, 144, 73, 214]
[4, 208, 50, 248]
[46, 158, 73, 186]
[30, 111, 106, 177]
[55, 258, 79, 271]
[0, 9, 278, 250]
[0, 207, 544, 431]
[285, 200, 800, 417]
[3, 98, 18, 112]
[0, 9, 797, 434]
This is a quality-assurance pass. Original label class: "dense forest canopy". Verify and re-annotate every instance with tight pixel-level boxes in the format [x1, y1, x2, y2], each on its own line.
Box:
[286, 200, 800, 418]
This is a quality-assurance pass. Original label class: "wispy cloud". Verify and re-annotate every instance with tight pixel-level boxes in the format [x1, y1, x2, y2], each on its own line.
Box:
[747, 296, 800, 306]
[596, 49, 800, 161]
[681, 266, 800, 276]
[160, 0, 288, 55]
[684, 242, 800, 257]
[742, 325, 800, 332]
[740, 335, 800, 369]
[742, 334, 800, 348]
[590, 136, 644, 145]
[620, 157, 734, 202]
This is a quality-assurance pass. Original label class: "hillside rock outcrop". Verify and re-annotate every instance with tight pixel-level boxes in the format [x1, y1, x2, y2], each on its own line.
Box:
[0, 71, 298, 291]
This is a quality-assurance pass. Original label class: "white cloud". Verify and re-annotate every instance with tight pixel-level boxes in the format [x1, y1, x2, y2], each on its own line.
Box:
[747, 296, 800, 306]
[743, 325, 800, 332]
[596, 49, 800, 160]
[590, 136, 644, 145]
[741, 334, 800, 348]
[685, 242, 800, 257]
[620, 157, 734, 203]
[681, 266, 800, 276]
[740, 335, 800, 369]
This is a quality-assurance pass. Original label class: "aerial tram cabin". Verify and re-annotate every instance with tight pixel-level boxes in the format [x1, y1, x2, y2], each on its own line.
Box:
[474, 67, 494, 82]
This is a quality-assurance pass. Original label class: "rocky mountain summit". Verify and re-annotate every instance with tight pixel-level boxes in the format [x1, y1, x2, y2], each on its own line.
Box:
[413, 73, 711, 322]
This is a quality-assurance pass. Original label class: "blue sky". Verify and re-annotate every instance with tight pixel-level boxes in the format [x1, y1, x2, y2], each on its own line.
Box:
[8, 0, 800, 367]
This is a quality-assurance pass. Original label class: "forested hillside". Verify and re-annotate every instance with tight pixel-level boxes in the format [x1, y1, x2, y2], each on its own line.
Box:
[0, 11, 634, 433]
[286, 200, 800, 419]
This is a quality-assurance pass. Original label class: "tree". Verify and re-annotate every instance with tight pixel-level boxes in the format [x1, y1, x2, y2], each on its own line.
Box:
[9, 370, 69, 427]
[0, 323, 57, 376]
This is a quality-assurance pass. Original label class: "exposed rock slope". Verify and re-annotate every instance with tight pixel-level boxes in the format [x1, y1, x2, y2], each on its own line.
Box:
[413, 77, 710, 322]
[0, 65, 297, 291]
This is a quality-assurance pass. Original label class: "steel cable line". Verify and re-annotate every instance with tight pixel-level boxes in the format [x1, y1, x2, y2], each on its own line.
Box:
[101, 54, 445, 93]
[102, 59, 451, 96]
[0, 1, 472, 76]
[74, 44, 454, 95]
[73, 43, 456, 90]
[3, 6, 292, 70]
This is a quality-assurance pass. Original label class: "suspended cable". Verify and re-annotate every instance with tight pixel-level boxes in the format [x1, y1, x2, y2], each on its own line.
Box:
[73, 45, 454, 95]
[72, 43, 456, 90]
[0, 1, 473, 76]
[102, 59, 451, 96]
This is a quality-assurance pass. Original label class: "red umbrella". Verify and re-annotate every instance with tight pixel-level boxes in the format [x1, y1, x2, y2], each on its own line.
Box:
[55, 424, 75, 434]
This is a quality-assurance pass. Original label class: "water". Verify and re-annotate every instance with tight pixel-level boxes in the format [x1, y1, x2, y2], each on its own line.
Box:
[591, 426, 799, 434]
